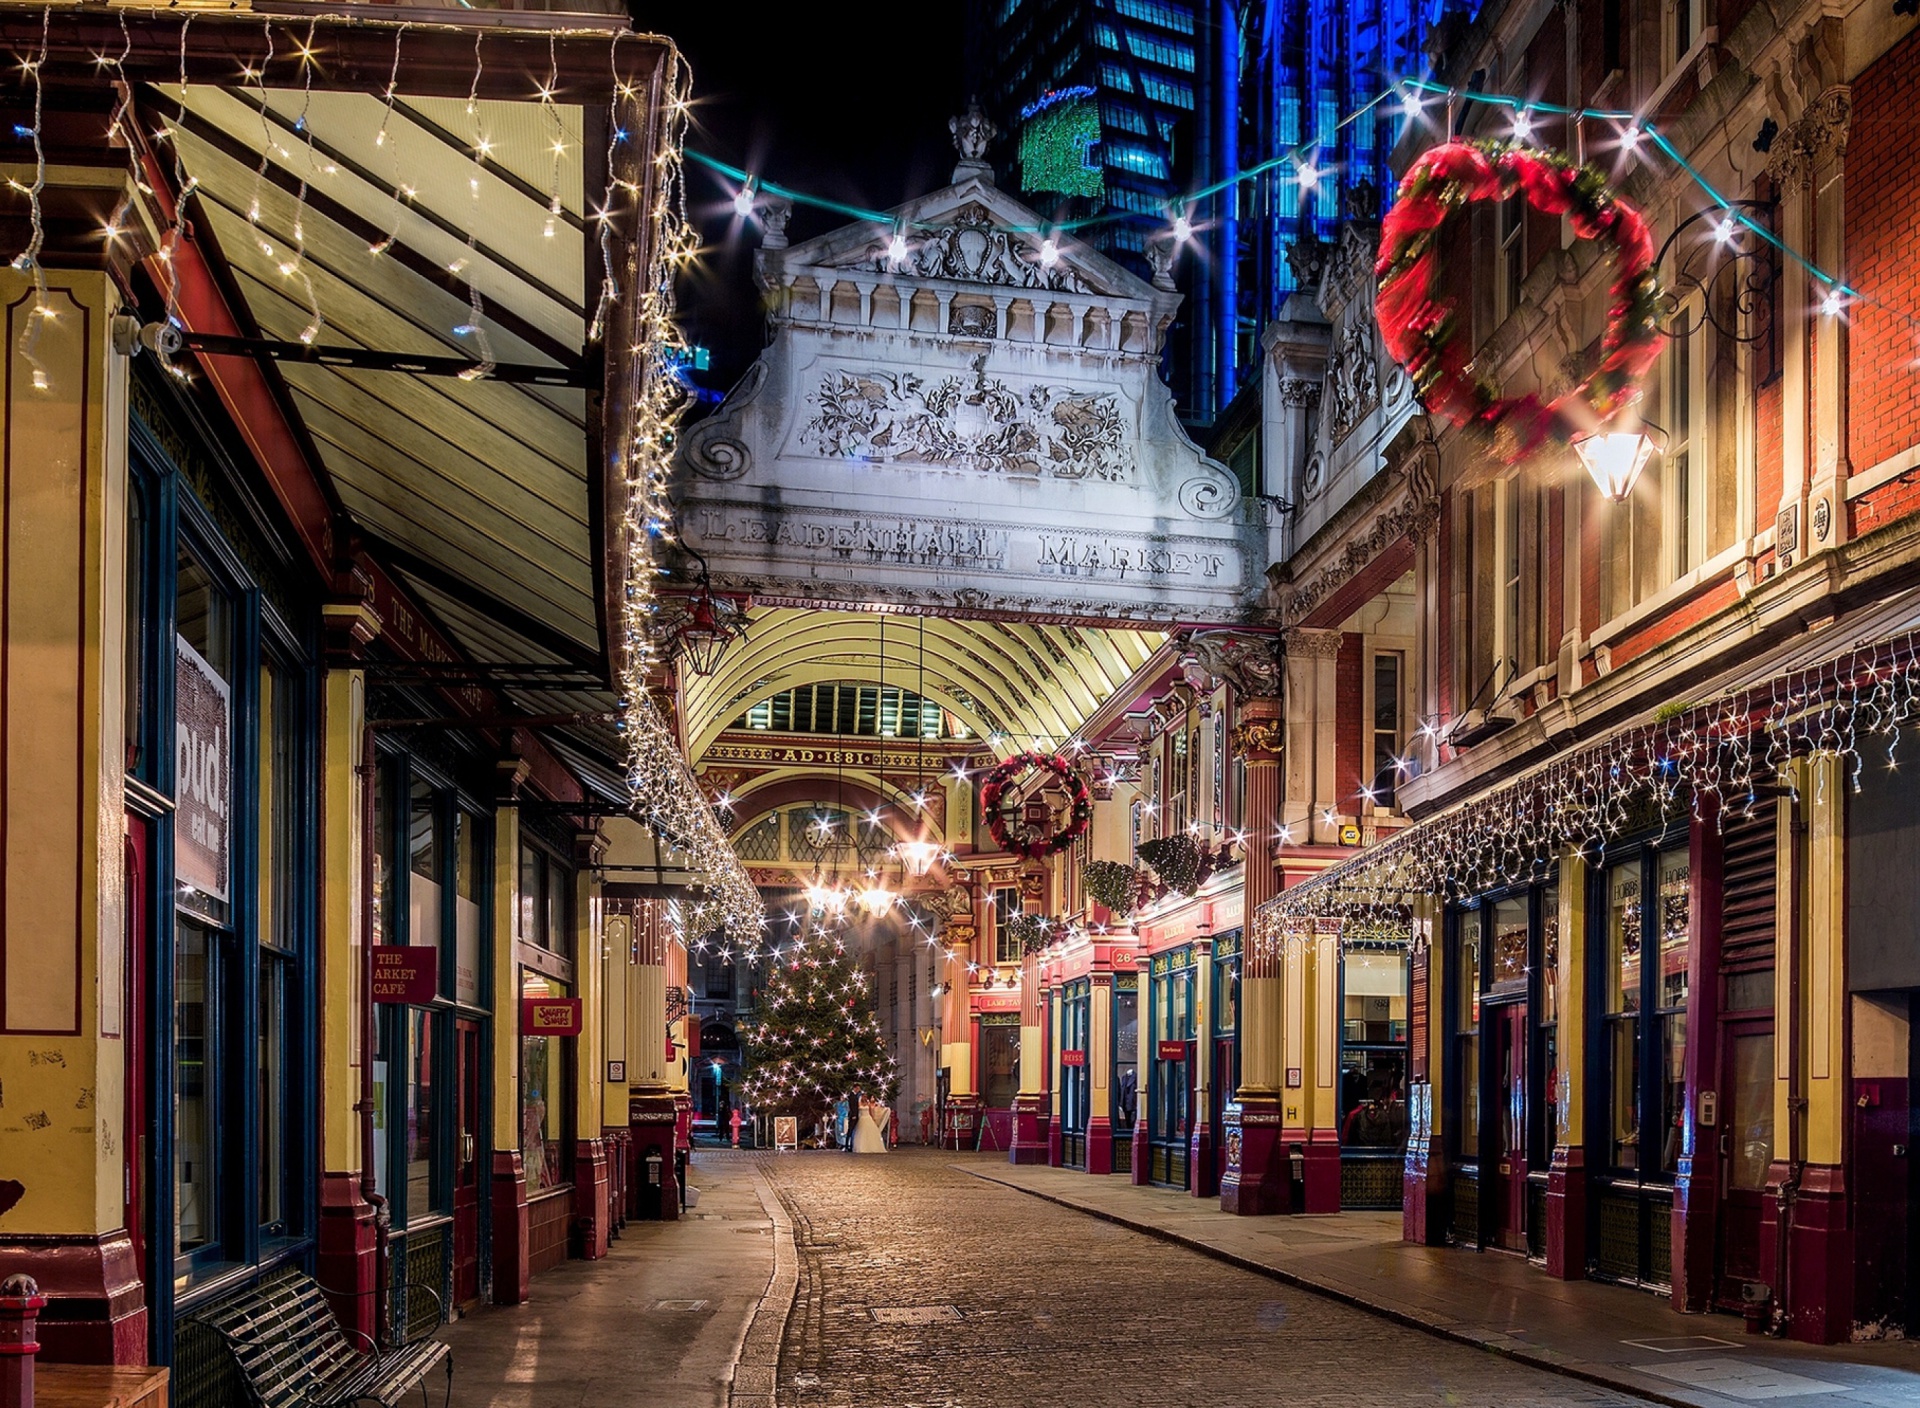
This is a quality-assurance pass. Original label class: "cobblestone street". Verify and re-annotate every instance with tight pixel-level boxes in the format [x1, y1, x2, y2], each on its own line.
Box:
[757, 1150, 1657, 1408]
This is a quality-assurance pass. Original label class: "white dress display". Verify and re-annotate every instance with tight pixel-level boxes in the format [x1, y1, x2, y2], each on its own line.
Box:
[851, 1100, 891, 1154]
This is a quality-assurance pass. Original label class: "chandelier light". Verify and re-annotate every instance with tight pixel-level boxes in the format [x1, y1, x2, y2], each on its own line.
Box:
[1572, 423, 1663, 503]
[855, 884, 898, 918]
[892, 838, 942, 878]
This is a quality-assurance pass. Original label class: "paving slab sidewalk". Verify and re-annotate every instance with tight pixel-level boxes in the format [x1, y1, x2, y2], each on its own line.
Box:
[441, 1152, 776, 1408]
[963, 1156, 1920, 1408]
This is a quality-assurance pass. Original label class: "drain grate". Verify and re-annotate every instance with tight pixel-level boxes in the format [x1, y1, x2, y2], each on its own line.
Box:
[868, 1305, 962, 1325]
[655, 1299, 709, 1312]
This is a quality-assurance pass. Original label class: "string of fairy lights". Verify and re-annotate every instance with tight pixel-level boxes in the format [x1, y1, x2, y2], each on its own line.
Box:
[0, 9, 760, 942]
[690, 74, 1916, 338]
[1256, 624, 1920, 957]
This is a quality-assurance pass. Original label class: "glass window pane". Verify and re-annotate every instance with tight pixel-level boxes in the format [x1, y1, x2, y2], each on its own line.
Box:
[1114, 989, 1138, 1132]
[410, 782, 443, 959]
[176, 921, 215, 1254]
[518, 844, 542, 946]
[1611, 1016, 1640, 1169]
[454, 813, 483, 1006]
[548, 861, 569, 959]
[1608, 863, 1642, 1014]
[258, 666, 297, 953]
[1660, 1012, 1687, 1175]
[1730, 1031, 1775, 1191]
[175, 548, 232, 680]
[1491, 897, 1527, 993]
[1458, 912, 1481, 1030]
[519, 970, 566, 1193]
[407, 1009, 437, 1214]
[1459, 1033, 1479, 1142]
[259, 956, 284, 1232]
[1658, 848, 1691, 1010]
[1540, 886, 1559, 1025]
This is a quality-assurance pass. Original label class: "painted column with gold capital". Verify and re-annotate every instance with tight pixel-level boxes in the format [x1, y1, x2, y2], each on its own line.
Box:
[939, 904, 978, 1146]
[1221, 696, 1288, 1214]
[490, 778, 531, 1301]
[1046, 968, 1065, 1166]
[1189, 937, 1216, 1196]
[570, 830, 612, 1258]
[0, 268, 145, 1358]
[1010, 950, 1049, 1163]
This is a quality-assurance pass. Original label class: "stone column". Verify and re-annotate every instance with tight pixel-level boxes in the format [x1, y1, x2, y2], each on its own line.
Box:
[490, 779, 531, 1302]
[1543, 856, 1589, 1276]
[1787, 753, 1851, 1340]
[1302, 925, 1341, 1211]
[939, 918, 978, 1146]
[1046, 970, 1065, 1166]
[570, 831, 611, 1259]
[1221, 698, 1287, 1214]
[1189, 937, 1216, 1196]
[625, 897, 679, 1220]
[1010, 951, 1048, 1163]
[0, 267, 146, 1359]
[1086, 972, 1115, 1174]
[317, 614, 379, 1339]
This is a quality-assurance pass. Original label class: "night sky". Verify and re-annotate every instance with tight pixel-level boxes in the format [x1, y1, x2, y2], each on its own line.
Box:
[639, 6, 972, 398]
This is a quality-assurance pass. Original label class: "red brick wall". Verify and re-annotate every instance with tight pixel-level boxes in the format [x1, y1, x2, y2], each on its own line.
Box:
[1846, 26, 1920, 485]
[1609, 580, 1741, 667]
[1336, 632, 1364, 803]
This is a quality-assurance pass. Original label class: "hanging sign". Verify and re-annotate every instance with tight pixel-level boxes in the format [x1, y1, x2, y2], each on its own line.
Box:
[773, 1116, 798, 1152]
[1061, 1049, 1087, 1067]
[174, 636, 231, 902]
[521, 997, 583, 1035]
[371, 946, 437, 1005]
[1157, 1040, 1188, 1061]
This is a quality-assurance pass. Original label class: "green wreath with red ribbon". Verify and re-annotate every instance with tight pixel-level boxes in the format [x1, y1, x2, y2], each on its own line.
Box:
[979, 751, 1093, 860]
[1376, 138, 1662, 462]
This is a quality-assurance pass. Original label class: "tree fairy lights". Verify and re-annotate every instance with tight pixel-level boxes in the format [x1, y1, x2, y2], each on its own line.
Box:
[1257, 627, 1920, 958]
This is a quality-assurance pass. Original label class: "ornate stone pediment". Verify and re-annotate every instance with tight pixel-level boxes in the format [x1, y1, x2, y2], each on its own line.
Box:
[824, 201, 1093, 294]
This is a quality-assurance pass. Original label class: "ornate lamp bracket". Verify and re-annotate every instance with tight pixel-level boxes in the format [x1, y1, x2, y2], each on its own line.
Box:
[1653, 199, 1778, 345]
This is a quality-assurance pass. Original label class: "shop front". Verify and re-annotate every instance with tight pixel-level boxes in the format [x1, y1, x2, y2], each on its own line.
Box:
[1206, 932, 1241, 1196]
[1058, 979, 1091, 1168]
[1143, 947, 1196, 1189]
[1338, 940, 1410, 1210]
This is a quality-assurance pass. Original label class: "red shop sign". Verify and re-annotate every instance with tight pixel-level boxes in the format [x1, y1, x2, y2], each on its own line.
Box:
[522, 998, 583, 1036]
[1060, 1049, 1087, 1067]
[1157, 1040, 1188, 1061]
[371, 946, 437, 1005]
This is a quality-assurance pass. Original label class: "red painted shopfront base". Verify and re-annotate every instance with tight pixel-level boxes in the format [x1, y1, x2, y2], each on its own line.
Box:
[491, 1150, 531, 1306]
[571, 1137, 611, 1260]
[1010, 1095, 1049, 1165]
[1543, 1144, 1587, 1279]
[1086, 1116, 1114, 1175]
[1047, 1112, 1064, 1167]
[318, 1171, 380, 1341]
[1189, 1121, 1216, 1199]
[1300, 1133, 1340, 1213]
[1219, 1099, 1288, 1215]
[0, 1230, 145, 1363]
[1759, 1162, 1854, 1343]
[1130, 1118, 1151, 1187]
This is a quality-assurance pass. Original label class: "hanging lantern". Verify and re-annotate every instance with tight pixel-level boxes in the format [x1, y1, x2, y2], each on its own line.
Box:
[1572, 425, 1662, 503]
[675, 591, 734, 676]
[892, 837, 942, 878]
[855, 884, 898, 918]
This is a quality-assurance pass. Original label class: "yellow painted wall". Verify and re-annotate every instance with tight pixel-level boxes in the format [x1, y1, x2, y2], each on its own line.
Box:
[320, 665, 368, 1176]
[0, 270, 129, 1236]
[492, 804, 521, 1152]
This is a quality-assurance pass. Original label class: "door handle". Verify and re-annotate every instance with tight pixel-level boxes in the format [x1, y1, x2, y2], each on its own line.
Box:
[461, 1132, 475, 1163]
[1718, 1133, 1729, 1157]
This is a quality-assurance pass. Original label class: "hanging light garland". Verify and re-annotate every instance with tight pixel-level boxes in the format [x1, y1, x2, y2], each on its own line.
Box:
[1256, 626, 1920, 958]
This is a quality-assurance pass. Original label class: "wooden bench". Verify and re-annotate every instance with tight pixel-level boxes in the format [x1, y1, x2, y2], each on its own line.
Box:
[191, 1273, 451, 1408]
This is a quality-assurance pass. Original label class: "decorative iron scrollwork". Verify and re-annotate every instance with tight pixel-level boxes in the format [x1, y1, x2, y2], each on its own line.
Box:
[1654, 199, 1778, 345]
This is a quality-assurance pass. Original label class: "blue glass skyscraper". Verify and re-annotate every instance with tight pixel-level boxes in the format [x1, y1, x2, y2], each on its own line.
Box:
[967, 0, 1444, 426]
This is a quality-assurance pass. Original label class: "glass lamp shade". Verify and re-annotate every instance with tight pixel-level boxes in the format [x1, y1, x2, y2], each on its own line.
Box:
[855, 885, 898, 918]
[675, 595, 732, 676]
[892, 838, 942, 878]
[1572, 428, 1658, 502]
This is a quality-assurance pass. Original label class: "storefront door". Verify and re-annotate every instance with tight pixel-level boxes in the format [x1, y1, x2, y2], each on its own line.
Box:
[1714, 1019, 1774, 1307]
[1490, 1002, 1529, 1251]
[453, 1019, 482, 1307]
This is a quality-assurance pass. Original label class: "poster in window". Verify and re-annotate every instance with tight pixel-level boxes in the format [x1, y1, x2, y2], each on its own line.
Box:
[175, 635, 231, 902]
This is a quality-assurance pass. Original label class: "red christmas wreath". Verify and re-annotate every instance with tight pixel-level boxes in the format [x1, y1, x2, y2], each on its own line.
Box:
[979, 751, 1093, 860]
[1376, 138, 1662, 462]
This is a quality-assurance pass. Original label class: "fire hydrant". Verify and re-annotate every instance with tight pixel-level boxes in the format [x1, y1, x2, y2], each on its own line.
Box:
[729, 1107, 743, 1148]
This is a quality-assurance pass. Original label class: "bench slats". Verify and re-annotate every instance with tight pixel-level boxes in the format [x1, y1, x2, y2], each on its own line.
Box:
[195, 1272, 451, 1408]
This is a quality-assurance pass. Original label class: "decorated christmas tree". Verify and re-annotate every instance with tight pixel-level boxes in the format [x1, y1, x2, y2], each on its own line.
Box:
[742, 933, 899, 1133]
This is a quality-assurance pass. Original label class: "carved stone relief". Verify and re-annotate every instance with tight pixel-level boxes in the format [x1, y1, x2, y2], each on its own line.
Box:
[1179, 629, 1283, 697]
[801, 361, 1130, 480]
[1327, 320, 1380, 445]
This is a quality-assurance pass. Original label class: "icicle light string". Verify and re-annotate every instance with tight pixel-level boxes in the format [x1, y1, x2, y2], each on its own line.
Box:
[367, 21, 409, 258]
[9, 5, 50, 393]
[1258, 625, 1920, 955]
